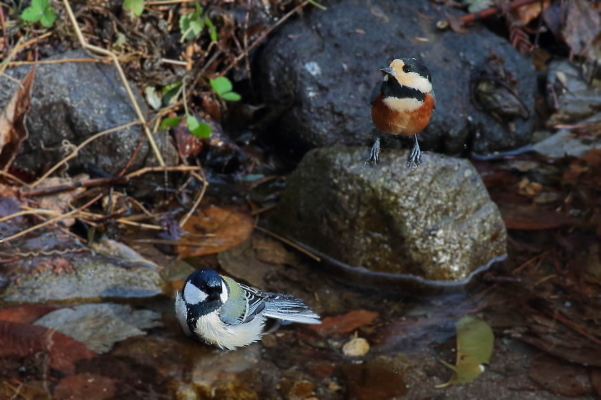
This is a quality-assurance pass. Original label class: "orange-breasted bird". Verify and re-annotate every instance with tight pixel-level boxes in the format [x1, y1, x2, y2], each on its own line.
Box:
[369, 58, 435, 168]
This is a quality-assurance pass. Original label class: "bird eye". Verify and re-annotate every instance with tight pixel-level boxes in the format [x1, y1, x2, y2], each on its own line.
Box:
[403, 65, 411, 73]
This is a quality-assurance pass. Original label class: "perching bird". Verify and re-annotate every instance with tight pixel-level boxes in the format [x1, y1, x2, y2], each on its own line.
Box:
[175, 269, 320, 350]
[369, 58, 435, 168]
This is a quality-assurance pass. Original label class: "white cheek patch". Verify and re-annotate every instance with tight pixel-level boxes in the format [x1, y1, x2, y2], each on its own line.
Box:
[220, 281, 229, 303]
[399, 72, 432, 94]
[383, 96, 422, 112]
[183, 283, 208, 305]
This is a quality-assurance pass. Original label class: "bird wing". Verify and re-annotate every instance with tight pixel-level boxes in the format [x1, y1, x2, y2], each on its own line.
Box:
[370, 79, 383, 105]
[220, 277, 266, 325]
[240, 284, 321, 325]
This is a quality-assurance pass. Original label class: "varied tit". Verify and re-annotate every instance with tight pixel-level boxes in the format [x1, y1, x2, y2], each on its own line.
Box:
[369, 58, 435, 168]
[175, 269, 320, 350]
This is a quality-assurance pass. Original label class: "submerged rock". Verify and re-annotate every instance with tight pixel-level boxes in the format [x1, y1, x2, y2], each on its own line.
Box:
[0, 250, 167, 304]
[270, 147, 506, 282]
[257, 0, 535, 156]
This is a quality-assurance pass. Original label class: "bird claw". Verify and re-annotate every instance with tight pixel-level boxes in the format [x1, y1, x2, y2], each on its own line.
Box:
[368, 137, 381, 164]
[406, 140, 422, 169]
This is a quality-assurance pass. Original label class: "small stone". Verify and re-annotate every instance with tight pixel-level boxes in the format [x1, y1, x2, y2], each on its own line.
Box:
[342, 337, 370, 357]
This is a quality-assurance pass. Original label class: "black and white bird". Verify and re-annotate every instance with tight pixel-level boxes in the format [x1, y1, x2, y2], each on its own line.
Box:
[175, 269, 321, 350]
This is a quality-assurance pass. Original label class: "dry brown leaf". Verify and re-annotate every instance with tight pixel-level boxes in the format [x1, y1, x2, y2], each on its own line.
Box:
[0, 320, 96, 372]
[0, 68, 35, 171]
[308, 310, 379, 337]
[177, 205, 254, 258]
[512, 0, 550, 25]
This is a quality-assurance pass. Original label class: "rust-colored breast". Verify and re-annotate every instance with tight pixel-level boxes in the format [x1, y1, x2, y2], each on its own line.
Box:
[371, 92, 435, 136]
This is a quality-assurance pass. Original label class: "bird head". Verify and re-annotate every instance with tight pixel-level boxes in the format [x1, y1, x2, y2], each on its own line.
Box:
[183, 269, 229, 309]
[380, 58, 432, 94]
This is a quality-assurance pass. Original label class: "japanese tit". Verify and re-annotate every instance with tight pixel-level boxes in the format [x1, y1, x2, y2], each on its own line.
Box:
[369, 58, 435, 168]
[175, 269, 321, 350]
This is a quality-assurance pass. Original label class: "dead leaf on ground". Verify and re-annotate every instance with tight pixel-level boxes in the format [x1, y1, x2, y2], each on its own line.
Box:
[0, 68, 35, 171]
[0, 320, 96, 373]
[500, 205, 578, 230]
[54, 373, 117, 400]
[561, 0, 601, 62]
[0, 305, 56, 324]
[308, 310, 379, 337]
[436, 315, 494, 388]
[33, 174, 89, 227]
[512, 0, 550, 25]
[177, 205, 254, 258]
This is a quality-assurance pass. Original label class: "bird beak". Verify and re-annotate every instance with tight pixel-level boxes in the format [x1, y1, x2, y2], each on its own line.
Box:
[380, 67, 393, 75]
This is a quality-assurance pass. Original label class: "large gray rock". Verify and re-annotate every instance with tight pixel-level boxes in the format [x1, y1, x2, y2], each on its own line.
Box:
[257, 0, 536, 156]
[270, 147, 507, 282]
[0, 50, 176, 175]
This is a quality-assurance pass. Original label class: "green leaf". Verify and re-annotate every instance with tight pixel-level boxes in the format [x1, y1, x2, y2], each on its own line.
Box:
[186, 116, 211, 138]
[20, 6, 44, 22]
[32, 0, 50, 11]
[161, 81, 182, 106]
[21, 0, 56, 27]
[220, 92, 241, 102]
[204, 16, 217, 42]
[39, 8, 56, 27]
[179, 4, 204, 41]
[436, 316, 494, 388]
[123, 0, 144, 16]
[209, 77, 232, 96]
[160, 117, 184, 130]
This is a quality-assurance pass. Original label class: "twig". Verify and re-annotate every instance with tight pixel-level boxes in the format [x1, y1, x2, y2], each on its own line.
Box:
[221, 0, 314, 76]
[125, 165, 203, 179]
[29, 121, 141, 189]
[23, 176, 128, 197]
[0, 193, 103, 244]
[254, 225, 321, 262]
[179, 168, 208, 227]
[7, 58, 101, 66]
[62, 0, 166, 167]
[0, 170, 30, 187]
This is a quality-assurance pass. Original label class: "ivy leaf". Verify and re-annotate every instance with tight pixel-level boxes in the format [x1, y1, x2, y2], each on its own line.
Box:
[21, 0, 56, 27]
[186, 116, 211, 138]
[179, 4, 204, 41]
[220, 92, 241, 101]
[160, 117, 184, 130]
[123, 0, 144, 16]
[209, 77, 241, 102]
[436, 315, 494, 388]
[204, 17, 218, 42]
[209, 77, 232, 96]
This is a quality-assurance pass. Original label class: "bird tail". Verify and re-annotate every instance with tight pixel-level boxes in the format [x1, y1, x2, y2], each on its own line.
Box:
[263, 294, 321, 324]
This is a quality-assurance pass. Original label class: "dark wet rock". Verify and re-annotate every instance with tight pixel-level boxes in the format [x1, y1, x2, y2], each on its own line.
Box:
[528, 355, 593, 397]
[270, 147, 506, 282]
[34, 303, 162, 354]
[257, 0, 535, 156]
[0, 250, 167, 304]
[0, 50, 177, 176]
[341, 355, 409, 400]
[547, 60, 601, 125]
[532, 128, 597, 158]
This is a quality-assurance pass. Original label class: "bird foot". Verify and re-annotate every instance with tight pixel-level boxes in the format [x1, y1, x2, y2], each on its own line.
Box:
[368, 137, 381, 164]
[406, 142, 422, 169]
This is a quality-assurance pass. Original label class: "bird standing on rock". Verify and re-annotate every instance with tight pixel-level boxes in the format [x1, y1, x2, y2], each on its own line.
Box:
[175, 269, 320, 350]
[369, 58, 435, 168]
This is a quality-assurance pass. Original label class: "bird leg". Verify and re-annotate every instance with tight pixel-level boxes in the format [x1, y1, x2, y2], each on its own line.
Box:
[368, 137, 381, 164]
[406, 135, 422, 168]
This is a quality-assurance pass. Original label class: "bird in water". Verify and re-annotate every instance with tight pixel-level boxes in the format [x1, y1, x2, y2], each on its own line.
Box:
[175, 269, 320, 350]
